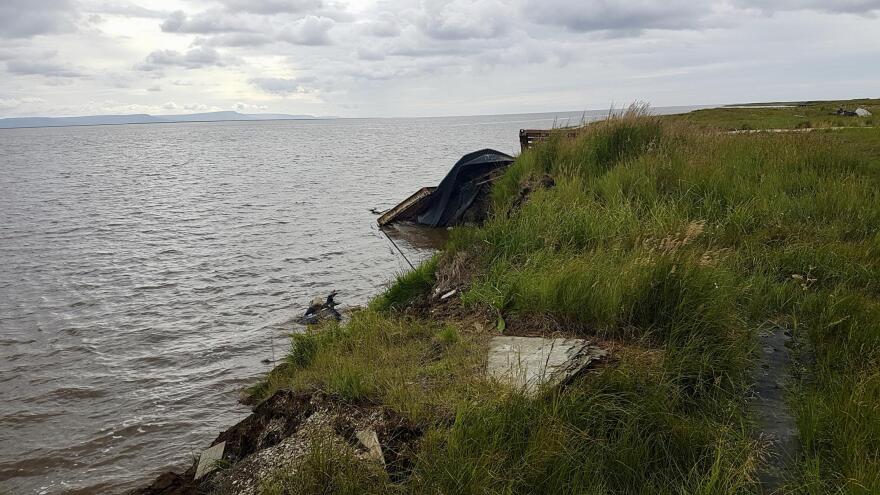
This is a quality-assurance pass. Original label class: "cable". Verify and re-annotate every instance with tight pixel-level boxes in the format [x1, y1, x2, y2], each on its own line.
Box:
[379, 226, 415, 270]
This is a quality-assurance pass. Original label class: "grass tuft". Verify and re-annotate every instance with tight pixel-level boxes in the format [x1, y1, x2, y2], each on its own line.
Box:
[261, 435, 390, 495]
[369, 255, 438, 312]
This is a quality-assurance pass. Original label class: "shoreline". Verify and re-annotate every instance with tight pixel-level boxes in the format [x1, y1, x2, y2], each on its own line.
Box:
[135, 99, 879, 494]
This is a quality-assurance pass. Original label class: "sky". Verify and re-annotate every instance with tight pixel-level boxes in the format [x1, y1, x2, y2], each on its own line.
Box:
[1, 0, 879, 118]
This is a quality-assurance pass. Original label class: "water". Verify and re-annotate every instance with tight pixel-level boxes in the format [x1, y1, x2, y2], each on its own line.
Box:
[0, 108, 698, 493]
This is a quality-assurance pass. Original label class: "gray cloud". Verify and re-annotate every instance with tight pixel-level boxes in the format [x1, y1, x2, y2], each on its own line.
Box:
[5, 59, 84, 77]
[4, 0, 880, 119]
[478, 39, 575, 68]
[217, 0, 323, 14]
[137, 47, 232, 71]
[0, 0, 77, 38]
[249, 76, 317, 95]
[525, 0, 714, 33]
[389, 41, 480, 58]
[0, 97, 43, 109]
[83, 1, 168, 18]
[161, 9, 259, 33]
[735, 0, 880, 15]
[357, 45, 386, 61]
[160, 8, 334, 46]
[193, 32, 274, 47]
[277, 16, 335, 45]
[361, 12, 402, 37]
[418, 0, 509, 40]
[342, 61, 444, 81]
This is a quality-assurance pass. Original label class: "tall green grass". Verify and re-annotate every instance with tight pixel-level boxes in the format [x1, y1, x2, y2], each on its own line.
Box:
[452, 114, 880, 493]
[369, 255, 439, 312]
[263, 113, 880, 494]
[665, 98, 879, 131]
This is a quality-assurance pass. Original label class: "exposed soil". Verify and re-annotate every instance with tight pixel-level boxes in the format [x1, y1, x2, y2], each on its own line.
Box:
[407, 249, 620, 346]
[131, 391, 421, 495]
[507, 174, 555, 216]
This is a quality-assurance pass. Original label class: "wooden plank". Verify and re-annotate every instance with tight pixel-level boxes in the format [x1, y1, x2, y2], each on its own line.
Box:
[519, 128, 581, 151]
[377, 186, 436, 226]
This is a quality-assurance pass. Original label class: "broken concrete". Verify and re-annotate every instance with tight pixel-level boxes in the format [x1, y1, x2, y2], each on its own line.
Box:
[355, 429, 385, 466]
[132, 391, 421, 495]
[486, 336, 607, 393]
[194, 441, 225, 480]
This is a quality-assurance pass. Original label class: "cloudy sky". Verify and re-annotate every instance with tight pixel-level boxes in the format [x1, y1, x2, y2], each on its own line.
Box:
[1, 0, 878, 118]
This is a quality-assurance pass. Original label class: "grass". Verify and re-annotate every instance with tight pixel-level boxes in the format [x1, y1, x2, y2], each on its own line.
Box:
[666, 98, 878, 131]
[368, 255, 438, 312]
[261, 434, 390, 495]
[250, 310, 490, 424]
[253, 103, 880, 494]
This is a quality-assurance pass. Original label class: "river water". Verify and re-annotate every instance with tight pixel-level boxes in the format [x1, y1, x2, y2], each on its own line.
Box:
[0, 108, 698, 493]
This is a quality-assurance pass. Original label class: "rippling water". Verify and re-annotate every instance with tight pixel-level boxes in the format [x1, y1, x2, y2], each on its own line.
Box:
[0, 108, 697, 493]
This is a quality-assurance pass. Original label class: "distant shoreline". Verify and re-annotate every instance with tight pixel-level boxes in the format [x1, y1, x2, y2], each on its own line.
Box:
[0, 110, 321, 131]
[0, 117, 323, 131]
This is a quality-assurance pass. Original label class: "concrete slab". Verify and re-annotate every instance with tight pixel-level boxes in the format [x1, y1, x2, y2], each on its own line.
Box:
[487, 336, 607, 393]
[355, 429, 384, 465]
[194, 441, 226, 480]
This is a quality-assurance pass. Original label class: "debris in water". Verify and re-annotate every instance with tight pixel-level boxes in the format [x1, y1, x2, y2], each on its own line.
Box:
[486, 336, 607, 393]
[378, 187, 436, 226]
[296, 291, 341, 325]
[379, 149, 514, 227]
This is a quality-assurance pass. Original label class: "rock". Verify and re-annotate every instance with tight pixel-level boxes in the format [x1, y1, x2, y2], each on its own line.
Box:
[855, 108, 872, 117]
[355, 429, 385, 465]
[486, 336, 607, 394]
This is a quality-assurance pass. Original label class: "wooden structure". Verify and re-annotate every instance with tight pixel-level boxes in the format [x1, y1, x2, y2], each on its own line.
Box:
[377, 187, 436, 226]
[519, 127, 582, 152]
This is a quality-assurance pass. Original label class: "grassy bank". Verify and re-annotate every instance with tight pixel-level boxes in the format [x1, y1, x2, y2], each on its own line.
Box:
[667, 98, 877, 131]
[249, 101, 879, 494]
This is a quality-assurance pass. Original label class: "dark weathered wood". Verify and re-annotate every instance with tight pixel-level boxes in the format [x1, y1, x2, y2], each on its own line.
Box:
[377, 187, 436, 226]
[519, 128, 581, 151]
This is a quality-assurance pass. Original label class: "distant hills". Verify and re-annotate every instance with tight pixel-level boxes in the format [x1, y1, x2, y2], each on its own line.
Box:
[0, 111, 318, 129]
